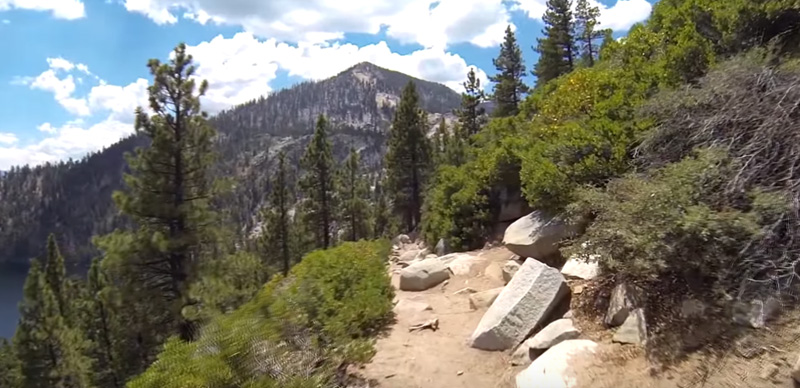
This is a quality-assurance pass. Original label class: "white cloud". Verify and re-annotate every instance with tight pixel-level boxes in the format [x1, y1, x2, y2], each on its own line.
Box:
[0, 132, 17, 145]
[0, 0, 85, 20]
[122, 0, 510, 48]
[511, 0, 651, 31]
[0, 118, 133, 170]
[28, 69, 90, 116]
[87, 78, 150, 122]
[185, 33, 489, 111]
[37, 123, 56, 133]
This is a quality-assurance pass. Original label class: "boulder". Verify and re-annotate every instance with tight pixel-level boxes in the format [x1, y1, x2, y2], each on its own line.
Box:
[399, 260, 450, 291]
[612, 308, 647, 345]
[792, 355, 800, 383]
[515, 340, 598, 388]
[447, 254, 482, 276]
[604, 282, 643, 327]
[502, 260, 521, 284]
[502, 211, 582, 262]
[732, 297, 782, 329]
[484, 262, 505, 282]
[398, 249, 425, 264]
[469, 288, 504, 310]
[511, 319, 580, 366]
[470, 259, 570, 351]
[435, 238, 451, 256]
[560, 256, 601, 280]
[392, 234, 411, 246]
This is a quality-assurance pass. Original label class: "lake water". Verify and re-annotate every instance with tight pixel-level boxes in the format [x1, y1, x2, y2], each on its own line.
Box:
[0, 263, 27, 339]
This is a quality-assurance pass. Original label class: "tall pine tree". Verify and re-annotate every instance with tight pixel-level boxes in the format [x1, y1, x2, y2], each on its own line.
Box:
[337, 148, 371, 242]
[490, 26, 529, 117]
[575, 0, 603, 67]
[299, 114, 337, 249]
[261, 151, 294, 275]
[458, 68, 487, 137]
[101, 43, 218, 341]
[0, 338, 21, 388]
[385, 81, 432, 232]
[372, 177, 391, 239]
[82, 258, 122, 388]
[43, 234, 67, 319]
[534, 0, 576, 85]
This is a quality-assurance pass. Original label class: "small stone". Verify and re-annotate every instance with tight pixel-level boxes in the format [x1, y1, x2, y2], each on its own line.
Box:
[454, 287, 478, 295]
[457, 371, 464, 376]
[573, 285, 585, 295]
[385, 373, 396, 379]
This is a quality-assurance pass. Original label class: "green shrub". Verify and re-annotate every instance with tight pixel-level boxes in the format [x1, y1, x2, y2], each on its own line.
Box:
[129, 240, 393, 388]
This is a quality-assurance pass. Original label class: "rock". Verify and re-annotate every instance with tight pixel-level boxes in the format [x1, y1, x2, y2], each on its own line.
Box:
[792, 355, 800, 383]
[732, 297, 782, 328]
[511, 319, 580, 366]
[469, 288, 504, 310]
[502, 211, 582, 262]
[398, 249, 425, 263]
[454, 287, 478, 295]
[435, 238, 450, 256]
[562, 310, 573, 319]
[612, 308, 647, 345]
[760, 363, 779, 380]
[515, 340, 598, 388]
[680, 299, 706, 319]
[425, 254, 437, 260]
[502, 260, 521, 284]
[399, 260, 451, 291]
[572, 285, 585, 295]
[604, 282, 643, 327]
[392, 234, 411, 246]
[560, 256, 601, 280]
[484, 262, 505, 282]
[393, 299, 433, 315]
[470, 259, 570, 351]
[447, 254, 482, 276]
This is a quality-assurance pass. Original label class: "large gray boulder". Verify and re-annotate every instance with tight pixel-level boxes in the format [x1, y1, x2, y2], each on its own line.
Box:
[605, 282, 643, 327]
[470, 259, 570, 351]
[516, 339, 598, 388]
[503, 211, 582, 263]
[511, 319, 580, 366]
[399, 260, 450, 291]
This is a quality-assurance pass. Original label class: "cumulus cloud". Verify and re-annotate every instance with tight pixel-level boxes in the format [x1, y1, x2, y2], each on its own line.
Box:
[122, 0, 510, 48]
[0, 0, 85, 20]
[0, 132, 17, 145]
[28, 69, 90, 116]
[511, 0, 651, 31]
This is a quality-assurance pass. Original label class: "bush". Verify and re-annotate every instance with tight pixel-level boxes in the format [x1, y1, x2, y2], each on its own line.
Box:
[129, 240, 393, 388]
[566, 148, 786, 292]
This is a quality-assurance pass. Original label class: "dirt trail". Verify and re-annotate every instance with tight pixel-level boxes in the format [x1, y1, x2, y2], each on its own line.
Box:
[359, 247, 520, 388]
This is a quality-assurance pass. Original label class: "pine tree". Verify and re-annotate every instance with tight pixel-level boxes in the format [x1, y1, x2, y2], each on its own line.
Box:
[14, 258, 93, 388]
[0, 338, 21, 388]
[458, 68, 487, 137]
[432, 117, 450, 166]
[43, 234, 67, 319]
[299, 114, 337, 250]
[372, 178, 391, 239]
[83, 258, 122, 388]
[490, 26, 529, 117]
[102, 43, 218, 341]
[337, 148, 371, 242]
[261, 151, 294, 275]
[385, 81, 432, 231]
[575, 0, 603, 67]
[534, 0, 576, 85]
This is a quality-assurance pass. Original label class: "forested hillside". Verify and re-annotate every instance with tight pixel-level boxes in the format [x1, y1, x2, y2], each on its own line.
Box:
[0, 62, 462, 268]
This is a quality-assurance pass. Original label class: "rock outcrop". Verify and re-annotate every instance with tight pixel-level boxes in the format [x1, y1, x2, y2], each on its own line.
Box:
[515, 339, 598, 388]
[399, 260, 450, 291]
[502, 211, 582, 264]
[470, 259, 570, 351]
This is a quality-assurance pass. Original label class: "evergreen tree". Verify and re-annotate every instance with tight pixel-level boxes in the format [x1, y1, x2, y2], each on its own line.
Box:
[261, 151, 294, 275]
[83, 258, 122, 388]
[337, 148, 371, 242]
[101, 43, 218, 341]
[43, 234, 67, 319]
[458, 68, 487, 137]
[14, 259, 93, 388]
[432, 117, 450, 166]
[534, 0, 576, 85]
[490, 26, 529, 117]
[385, 81, 432, 231]
[575, 0, 603, 67]
[299, 115, 337, 250]
[0, 338, 21, 388]
[372, 178, 391, 239]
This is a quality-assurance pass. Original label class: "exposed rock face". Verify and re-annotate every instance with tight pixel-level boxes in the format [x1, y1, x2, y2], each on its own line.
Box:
[612, 308, 647, 345]
[605, 283, 643, 327]
[469, 288, 504, 310]
[502, 260, 522, 284]
[399, 260, 450, 291]
[470, 259, 570, 351]
[511, 319, 580, 366]
[515, 340, 598, 388]
[560, 256, 600, 280]
[502, 211, 582, 264]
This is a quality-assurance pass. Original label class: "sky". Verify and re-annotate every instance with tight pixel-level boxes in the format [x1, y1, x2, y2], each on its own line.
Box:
[0, 0, 656, 170]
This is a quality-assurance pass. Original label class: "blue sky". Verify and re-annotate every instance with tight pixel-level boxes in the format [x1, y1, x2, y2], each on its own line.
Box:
[0, 0, 655, 169]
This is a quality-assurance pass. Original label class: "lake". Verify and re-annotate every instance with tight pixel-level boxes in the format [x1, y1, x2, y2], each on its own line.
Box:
[0, 263, 27, 339]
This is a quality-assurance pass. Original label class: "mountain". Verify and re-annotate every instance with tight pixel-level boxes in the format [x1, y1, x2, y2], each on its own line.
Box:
[0, 62, 464, 269]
